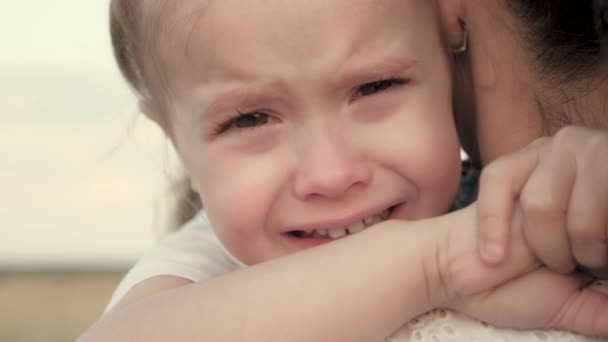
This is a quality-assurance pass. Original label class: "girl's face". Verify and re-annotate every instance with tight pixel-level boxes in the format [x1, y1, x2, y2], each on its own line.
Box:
[155, 0, 461, 264]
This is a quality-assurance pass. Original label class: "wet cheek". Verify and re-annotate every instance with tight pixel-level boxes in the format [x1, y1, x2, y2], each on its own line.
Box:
[199, 182, 271, 263]
[382, 115, 461, 216]
[416, 135, 462, 215]
[194, 151, 288, 261]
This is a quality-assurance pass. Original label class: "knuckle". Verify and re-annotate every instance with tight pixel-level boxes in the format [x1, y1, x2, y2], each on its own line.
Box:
[580, 133, 608, 159]
[520, 191, 563, 220]
[552, 125, 584, 145]
[479, 161, 509, 188]
[478, 211, 503, 231]
[572, 241, 608, 269]
[553, 125, 607, 151]
[530, 136, 551, 148]
[567, 218, 603, 241]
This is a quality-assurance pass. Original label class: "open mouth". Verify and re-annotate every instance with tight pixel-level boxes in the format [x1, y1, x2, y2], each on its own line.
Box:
[287, 205, 397, 240]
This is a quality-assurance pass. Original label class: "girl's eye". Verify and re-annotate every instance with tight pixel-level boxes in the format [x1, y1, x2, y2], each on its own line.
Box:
[356, 79, 407, 97]
[217, 111, 270, 134]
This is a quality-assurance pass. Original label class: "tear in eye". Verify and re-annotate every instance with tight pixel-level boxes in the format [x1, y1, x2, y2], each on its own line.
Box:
[357, 79, 407, 97]
[359, 80, 392, 96]
[217, 112, 270, 134]
[234, 112, 269, 128]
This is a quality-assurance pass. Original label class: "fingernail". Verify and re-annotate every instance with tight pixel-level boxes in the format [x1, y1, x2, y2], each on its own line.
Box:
[482, 242, 504, 263]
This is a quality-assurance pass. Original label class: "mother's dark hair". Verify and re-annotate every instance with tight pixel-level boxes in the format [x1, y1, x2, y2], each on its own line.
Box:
[507, 0, 608, 83]
[455, 0, 608, 167]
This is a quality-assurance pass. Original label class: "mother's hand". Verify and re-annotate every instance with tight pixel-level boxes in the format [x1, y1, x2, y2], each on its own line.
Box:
[476, 126, 608, 277]
[439, 205, 608, 337]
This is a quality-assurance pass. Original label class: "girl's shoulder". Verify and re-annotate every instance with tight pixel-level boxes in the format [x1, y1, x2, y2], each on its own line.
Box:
[104, 211, 243, 312]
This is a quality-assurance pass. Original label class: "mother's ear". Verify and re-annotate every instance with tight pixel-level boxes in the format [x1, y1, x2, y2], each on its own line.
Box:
[438, 0, 467, 52]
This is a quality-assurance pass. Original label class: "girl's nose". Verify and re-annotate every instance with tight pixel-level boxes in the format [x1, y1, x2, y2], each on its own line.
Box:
[293, 128, 372, 200]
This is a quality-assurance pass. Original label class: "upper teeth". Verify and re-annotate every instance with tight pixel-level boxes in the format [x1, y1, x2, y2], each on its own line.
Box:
[304, 208, 391, 239]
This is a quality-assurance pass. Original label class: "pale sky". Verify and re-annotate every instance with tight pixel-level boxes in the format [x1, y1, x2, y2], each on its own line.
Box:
[0, 1, 178, 268]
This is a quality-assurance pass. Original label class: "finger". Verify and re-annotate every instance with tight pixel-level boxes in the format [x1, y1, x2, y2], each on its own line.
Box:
[567, 144, 608, 270]
[477, 141, 541, 264]
[520, 146, 577, 273]
[552, 277, 608, 337]
[462, 269, 608, 336]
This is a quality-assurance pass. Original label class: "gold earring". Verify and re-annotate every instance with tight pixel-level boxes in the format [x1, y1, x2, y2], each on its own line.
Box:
[453, 18, 468, 54]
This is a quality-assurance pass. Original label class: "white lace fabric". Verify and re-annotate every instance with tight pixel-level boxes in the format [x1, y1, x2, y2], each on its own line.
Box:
[388, 280, 608, 342]
[388, 309, 605, 342]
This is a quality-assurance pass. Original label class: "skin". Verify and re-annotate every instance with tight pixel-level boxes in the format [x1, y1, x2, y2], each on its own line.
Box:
[440, 0, 608, 274]
[157, 0, 461, 265]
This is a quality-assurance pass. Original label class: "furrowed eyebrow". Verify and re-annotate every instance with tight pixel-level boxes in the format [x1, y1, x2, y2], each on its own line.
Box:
[196, 81, 287, 120]
[332, 56, 418, 87]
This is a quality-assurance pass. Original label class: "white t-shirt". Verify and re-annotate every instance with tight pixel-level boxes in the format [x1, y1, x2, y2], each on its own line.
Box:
[106, 212, 606, 342]
[105, 211, 245, 311]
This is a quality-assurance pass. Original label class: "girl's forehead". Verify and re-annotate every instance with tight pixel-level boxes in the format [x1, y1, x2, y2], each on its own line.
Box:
[153, 0, 436, 75]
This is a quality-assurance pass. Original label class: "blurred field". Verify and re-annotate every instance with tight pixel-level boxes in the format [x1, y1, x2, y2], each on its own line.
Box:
[0, 269, 126, 342]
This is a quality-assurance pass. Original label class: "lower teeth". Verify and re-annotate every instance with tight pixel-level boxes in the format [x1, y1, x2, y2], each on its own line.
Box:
[290, 206, 396, 239]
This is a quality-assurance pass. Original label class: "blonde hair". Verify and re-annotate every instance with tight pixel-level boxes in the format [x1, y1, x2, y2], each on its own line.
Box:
[110, 0, 202, 229]
[109, 1, 148, 101]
